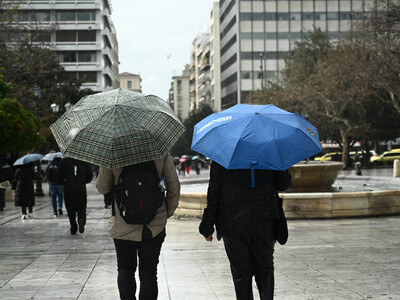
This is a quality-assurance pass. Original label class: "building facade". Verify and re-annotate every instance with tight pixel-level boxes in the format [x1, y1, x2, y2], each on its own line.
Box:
[209, 2, 221, 112]
[2, 0, 119, 92]
[169, 64, 191, 120]
[119, 72, 142, 93]
[219, 0, 375, 109]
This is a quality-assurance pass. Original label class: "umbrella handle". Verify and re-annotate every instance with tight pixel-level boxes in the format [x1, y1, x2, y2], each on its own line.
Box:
[251, 161, 257, 188]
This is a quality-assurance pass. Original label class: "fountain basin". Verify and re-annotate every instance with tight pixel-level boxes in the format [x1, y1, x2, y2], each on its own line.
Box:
[176, 161, 400, 219]
[288, 161, 344, 192]
[176, 190, 400, 219]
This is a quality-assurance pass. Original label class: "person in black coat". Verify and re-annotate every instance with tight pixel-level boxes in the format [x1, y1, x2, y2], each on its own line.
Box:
[0, 159, 13, 211]
[13, 163, 36, 220]
[199, 162, 292, 300]
[56, 158, 93, 235]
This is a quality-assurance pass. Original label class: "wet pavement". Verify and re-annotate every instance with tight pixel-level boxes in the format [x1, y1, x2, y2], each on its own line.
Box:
[0, 167, 399, 299]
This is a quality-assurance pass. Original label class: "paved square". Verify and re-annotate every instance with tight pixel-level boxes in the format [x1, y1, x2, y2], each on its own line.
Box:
[1, 178, 399, 299]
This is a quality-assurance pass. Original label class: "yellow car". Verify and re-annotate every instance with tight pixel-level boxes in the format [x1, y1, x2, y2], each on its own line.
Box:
[370, 149, 400, 165]
[314, 152, 342, 161]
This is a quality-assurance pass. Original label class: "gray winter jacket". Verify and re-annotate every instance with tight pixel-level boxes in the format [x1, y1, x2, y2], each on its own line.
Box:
[96, 153, 180, 241]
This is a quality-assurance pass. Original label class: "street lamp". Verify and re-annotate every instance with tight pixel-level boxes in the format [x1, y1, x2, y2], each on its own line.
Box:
[259, 53, 264, 90]
[50, 102, 73, 115]
[32, 84, 44, 196]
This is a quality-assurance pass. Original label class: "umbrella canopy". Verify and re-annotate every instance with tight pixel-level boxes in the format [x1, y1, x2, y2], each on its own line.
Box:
[13, 153, 44, 166]
[42, 152, 63, 161]
[191, 104, 322, 173]
[50, 88, 185, 169]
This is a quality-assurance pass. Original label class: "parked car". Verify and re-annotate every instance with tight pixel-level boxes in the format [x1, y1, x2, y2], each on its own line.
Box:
[370, 149, 400, 165]
[314, 152, 342, 162]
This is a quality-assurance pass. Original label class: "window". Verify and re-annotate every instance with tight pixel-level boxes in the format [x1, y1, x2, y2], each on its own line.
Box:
[290, 13, 301, 21]
[78, 51, 96, 62]
[78, 31, 96, 42]
[327, 12, 338, 20]
[56, 11, 76, 22]
[32, 11, 50, 22]
[127, 80, 132, 89]
[58, 51, 77, 63]
[77, 11, 96, 21]
[79, 71, 97, 83]
[56, 31, 76, 42]
[32, 32, 51, 42]
[315, 12, 326, 20]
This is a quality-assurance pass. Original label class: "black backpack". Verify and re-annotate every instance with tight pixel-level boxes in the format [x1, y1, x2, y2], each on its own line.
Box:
[64, 162, 86, 192]
[46, 164, 58, 183]
[115, 161, 164, 225]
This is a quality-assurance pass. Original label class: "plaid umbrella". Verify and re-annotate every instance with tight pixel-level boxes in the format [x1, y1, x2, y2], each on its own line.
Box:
[50, 88, 185, 169]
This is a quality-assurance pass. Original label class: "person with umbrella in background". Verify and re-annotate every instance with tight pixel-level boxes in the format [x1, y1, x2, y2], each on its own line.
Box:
[50, 88, 185, 299]
[12, 154, 44, 220]
[193, 104, 322, 300]
[13, 162, 36, 220]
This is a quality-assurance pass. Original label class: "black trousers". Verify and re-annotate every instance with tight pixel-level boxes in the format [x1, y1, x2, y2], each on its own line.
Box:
[64, 191, 87, 229]
[113, 228, 166, 300]
[223, 220, 276, 300]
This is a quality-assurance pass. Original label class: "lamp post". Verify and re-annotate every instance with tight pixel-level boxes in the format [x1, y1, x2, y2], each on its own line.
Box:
[50, 102, 73, 115]
[259, 53, 265, 90]
[33, 84, 44, 196]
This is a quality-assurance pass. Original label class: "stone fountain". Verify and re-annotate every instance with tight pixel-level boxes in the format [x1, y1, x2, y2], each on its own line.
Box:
[287, 161, 344, 192]
[176, 160, 400, 219]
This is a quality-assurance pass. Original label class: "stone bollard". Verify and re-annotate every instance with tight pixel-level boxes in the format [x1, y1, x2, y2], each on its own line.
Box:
[394, 159, 400, 177]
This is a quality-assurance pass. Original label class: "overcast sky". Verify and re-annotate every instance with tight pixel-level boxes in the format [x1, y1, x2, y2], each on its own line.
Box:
[111, 0, 217, 99]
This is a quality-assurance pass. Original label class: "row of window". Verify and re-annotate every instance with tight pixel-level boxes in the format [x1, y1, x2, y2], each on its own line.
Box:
[241, 70, 278, 79]
[8, 10, 96, 22]
[221, 73, 238, 88]
[240, 31, 348, 40]
[61, 71, 97, 83]
[4, 30, 97, 43]
[239, 0, 361, 1]
[221, 0, 236, 23]
[221, 16, 237, 40]
[58, 51, 96, 63]
[56, 30, 96, 42]
[241, 51, 289, 59]
[240, 11, 363, 22]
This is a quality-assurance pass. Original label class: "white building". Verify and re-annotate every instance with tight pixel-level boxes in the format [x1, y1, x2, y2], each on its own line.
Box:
[219, 0, 376, 109]
[2, 0, 119, 92]
[169, 65, 191, 120]
[209, 2, 221, 112]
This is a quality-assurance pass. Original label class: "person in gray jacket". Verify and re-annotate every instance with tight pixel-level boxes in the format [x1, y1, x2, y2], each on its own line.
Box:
[96, 153, 180, 300]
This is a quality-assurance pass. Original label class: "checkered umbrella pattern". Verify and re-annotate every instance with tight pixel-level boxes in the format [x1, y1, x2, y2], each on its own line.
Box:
[50, 88, 185, 169]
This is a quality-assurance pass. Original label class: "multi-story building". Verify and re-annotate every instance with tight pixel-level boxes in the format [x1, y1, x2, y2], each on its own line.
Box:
[189, 33, 211, 111]
[169, 64, 191, 120]
[209, 2, 221, 112]
[2, 0, 119, 92]
[119, 72, 142, 93]
[177, 3, 222, 114]
[219, 0, 375, 110]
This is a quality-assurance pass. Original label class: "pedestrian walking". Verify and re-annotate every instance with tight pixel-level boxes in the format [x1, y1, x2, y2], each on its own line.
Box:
[46, 157, 64, 218]
[12, 162, 36, 220]
[96, 153, 180, 300]
[0, 158, 13, 211]
[199, 162, 292, 299]
[56, 158, 93, 235]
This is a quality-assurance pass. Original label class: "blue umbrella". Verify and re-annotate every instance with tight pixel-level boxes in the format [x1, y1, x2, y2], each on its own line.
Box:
[42, 152, 63, 161]
[191, 104, 322, 186]
[13, 153, 44, 166]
